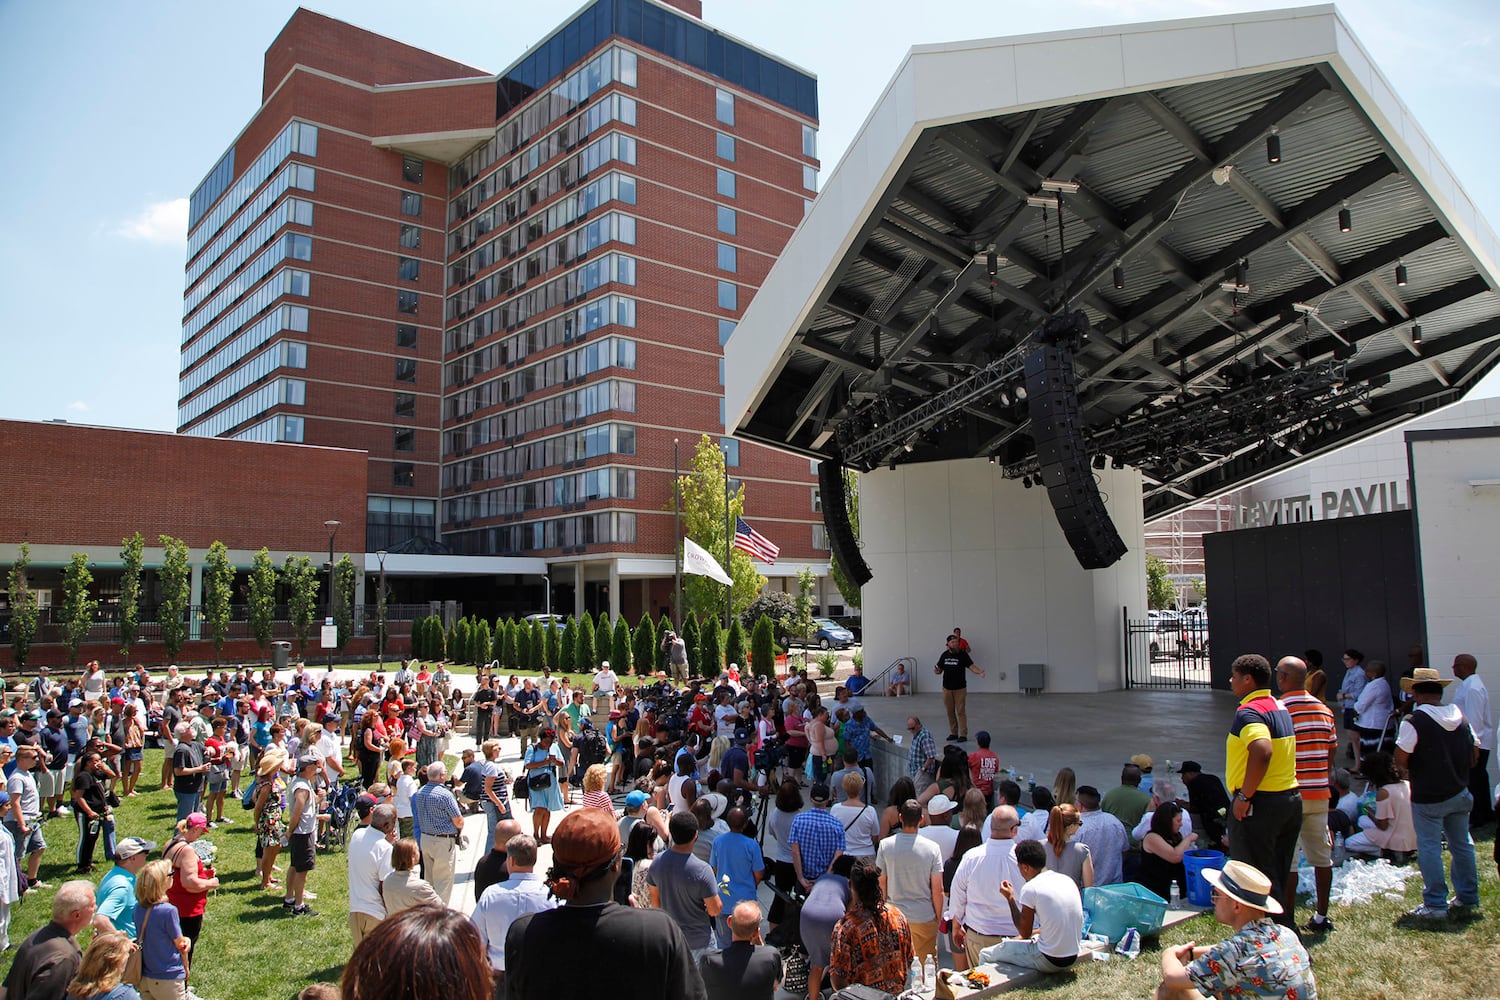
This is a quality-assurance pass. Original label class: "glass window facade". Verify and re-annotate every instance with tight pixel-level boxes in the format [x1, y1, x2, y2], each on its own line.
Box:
[399, 257, 420, 281]
[715, 88, 735, 125]
[446, 253, 636, 351]
[394, 392, 416, 418]
[181, 269, 310, 368]
[185, 167, 316, 288]
[447, 510, 637, 556]
[445, 466, 636, 523]
[179, 304, 308, 400]
[231, 414, 304, 444]
[446, 339, 636, 424]
[182, 233, 311, 340]
[716, 133, 735, 161]
[392, 463, 415, 487]
[367, 496, 437, 550]
[394, 427, 415, 452]
[178, 339, 306, 426]
[401, 192, 422, 217]
[717, 206, 736, 235]
[812, 524, 829, 550]
[395, 358, 417, 383]
[718, 319, 736, 346]
[445, 377, 636, 457]
[403, 156, 424, 183]
[446, 293, 635, 377]
[400, 224, 422, 249]
[717, 243, 736, 272]
[803, 164, 817, 191]
[443, 422, 636, 491]
[802, 124, 817, 159]
[720, 437, 740, 466]
[182, 377, 304, 438]
[716, 168, 736, 198]
[396, 324, 418, 349]
[717, 280, 737, 311]
[187, 121, 317, 257]
[494, 0, 816, 119]
[398, 289, 419, 314]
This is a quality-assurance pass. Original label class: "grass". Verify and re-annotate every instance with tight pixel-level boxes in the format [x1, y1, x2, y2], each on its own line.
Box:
[8, 749, 1494, 999]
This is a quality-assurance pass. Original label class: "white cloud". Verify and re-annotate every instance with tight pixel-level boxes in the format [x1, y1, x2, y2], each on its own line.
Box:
[67, 401, 88, 412]
[116, 198, 188, 245]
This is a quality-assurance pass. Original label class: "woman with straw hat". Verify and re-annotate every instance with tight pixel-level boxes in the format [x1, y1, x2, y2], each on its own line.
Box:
[253, 745, 290, 891]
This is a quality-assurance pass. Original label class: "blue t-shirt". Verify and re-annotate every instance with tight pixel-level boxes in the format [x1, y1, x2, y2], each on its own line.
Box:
[845, 674, 872, 697]
[721, 746, 750, 782]
[95, 867, 138, 937]
[708, 830, 764, 908]
[132, 902, 186, 979]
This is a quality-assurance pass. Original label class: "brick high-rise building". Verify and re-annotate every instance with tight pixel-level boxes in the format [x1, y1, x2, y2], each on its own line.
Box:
[176, 1, 830, 621]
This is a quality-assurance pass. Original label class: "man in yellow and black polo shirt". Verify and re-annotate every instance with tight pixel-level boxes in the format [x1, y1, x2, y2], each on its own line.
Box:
[1226, 653, 1301, 926]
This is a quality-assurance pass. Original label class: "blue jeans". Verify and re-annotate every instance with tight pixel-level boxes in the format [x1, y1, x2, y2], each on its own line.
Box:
[1411, 789, 1479, 908]
[175, 791, 201, 823]
[481, 800, 510, 856]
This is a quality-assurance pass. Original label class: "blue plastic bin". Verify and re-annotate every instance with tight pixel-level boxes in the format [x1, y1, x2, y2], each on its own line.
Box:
[1183, 849, 1227, 907]
[1082, 882, 1168, 945]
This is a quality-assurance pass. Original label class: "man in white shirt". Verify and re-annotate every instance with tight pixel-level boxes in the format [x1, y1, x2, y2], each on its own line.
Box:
[471, 833, 558, 994]
[1449, 654, 1494, 828]
[950, 805, 1025, 966]
[917, 794, 959, 860]
[315, 716, 345, 786]
[591, 661, 618, 715]
[979, 838, 1083, 974]
[347, 804, 396, 947]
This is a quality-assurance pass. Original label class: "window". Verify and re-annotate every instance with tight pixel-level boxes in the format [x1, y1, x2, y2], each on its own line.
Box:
[400, 192, 422, 217]
[398, 257, 420, 281]
[399, 224, 422, 249]
[719, 358, 725, 385]
[402, 156, 424, 184]
[393, 463, 415, 488]
[720, 437, 740, 466]
[803, 165, 817, 192]
[394, 392, 416, 418]
[396, 324, 418, 349]
[717, 243, 737, 272]
[812, 525, 830, 550]
[716, 169, 736, 198]
[395, 358, 417, 383]
[394, 427, 415, 453]
[802, 125, 817, 159]
[812, 487, 822, 512]
[715, 88, 735, 126]
[717, 280, 737, 311]
[718, 319, 736, 346]
[398, 290, 419, 314]
[716, 133, 735, 161]
[716, 206, 736, 235]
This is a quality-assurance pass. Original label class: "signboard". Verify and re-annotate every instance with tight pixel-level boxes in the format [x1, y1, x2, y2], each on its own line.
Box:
[1235, 479, 1409, 528]
[321, 624, 338, 649]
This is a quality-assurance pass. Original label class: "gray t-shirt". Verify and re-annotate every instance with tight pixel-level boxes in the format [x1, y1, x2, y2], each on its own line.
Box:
[875, 831, 943, 922]
[289, 776, 318, 835]
[647, 848, 718, 949]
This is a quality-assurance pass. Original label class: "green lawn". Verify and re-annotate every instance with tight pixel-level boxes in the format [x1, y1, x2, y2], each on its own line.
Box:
[6, 750, 1494, 999]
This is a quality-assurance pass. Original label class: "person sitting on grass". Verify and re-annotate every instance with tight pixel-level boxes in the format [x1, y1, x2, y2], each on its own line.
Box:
[1343, 752, 1416, 859]
[979, 838, 1083, 974]
[1156, 860, 1317, 1000]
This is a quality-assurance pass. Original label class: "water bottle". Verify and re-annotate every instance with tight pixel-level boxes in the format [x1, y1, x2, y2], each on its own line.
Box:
[909, 957, 923, 990]
[1028, 773, 1036, 793]
[923, 955, 936, 990]
[1169, 881, 1180, 906]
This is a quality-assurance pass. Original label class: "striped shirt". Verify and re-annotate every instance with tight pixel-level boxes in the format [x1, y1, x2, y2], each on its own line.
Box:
[1281, 691, 1336, 801]
[1226, 690, 1298, 794]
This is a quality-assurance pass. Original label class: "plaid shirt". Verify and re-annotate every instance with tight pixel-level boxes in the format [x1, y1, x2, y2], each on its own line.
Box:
[412, 782, 462, 836]
[908, 726, 937, 778]
[788, 807, 846, 881]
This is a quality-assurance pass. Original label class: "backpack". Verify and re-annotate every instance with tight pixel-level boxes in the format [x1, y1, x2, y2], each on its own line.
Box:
[241, 778, 258, 810]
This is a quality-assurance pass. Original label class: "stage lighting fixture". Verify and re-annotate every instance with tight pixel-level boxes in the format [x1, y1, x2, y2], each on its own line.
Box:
[1113, 263, 1125, 290]
[1411, 323, 1423, 345]
[1092, 454, 1107, 470]
[1266, 128, 1281, 164]
[1022, 476, 1033, 489]
[987, 251, 998, 277]
[1111, 456, 1125, 470]
[1338, 202, 1351, 233]
[1395, 261, 1408, 287]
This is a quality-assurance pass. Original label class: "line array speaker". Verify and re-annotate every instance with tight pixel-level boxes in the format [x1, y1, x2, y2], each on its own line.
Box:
[818, 459, 873, 587]
[1024, 344, 1128, 570]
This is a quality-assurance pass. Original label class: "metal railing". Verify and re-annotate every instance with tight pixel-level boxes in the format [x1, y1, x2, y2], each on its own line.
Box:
[864, 655, 918, 696]
[8, 603, 432, 647]
[1123, 610, 1211, 689]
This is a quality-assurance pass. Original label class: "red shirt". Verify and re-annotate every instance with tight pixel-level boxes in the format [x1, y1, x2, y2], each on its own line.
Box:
[968, 748, 1001, 794]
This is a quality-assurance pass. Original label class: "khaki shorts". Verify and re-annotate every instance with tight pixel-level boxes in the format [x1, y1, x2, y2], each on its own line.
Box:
[1298, 796, 1332, 867]
[908, 918, 938, 965]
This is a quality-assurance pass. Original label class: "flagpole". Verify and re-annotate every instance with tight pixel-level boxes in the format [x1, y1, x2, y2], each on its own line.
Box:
[723, 443, 732, 631]
[673, 438, 682, 629]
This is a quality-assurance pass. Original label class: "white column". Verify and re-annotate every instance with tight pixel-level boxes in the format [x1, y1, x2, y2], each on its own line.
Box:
[573, 562, 585, 620]
[608, 559, 620, 623]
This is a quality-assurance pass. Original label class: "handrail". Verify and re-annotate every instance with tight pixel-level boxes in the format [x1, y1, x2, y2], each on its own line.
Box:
[864, 655, 917, 696]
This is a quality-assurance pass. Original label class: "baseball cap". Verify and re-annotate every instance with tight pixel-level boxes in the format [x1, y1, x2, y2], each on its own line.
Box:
[185, 812, 210, 830]
[115, 837, 157, 860]
[296, 753, 322, 770]
[927, 793, 957, 814]
[0, 790, 8, 806]
[809, 782, 832, 804]
[625, 790, 649, 810]
[45, 709, 63, 720]
[19, 711, 39, 722]
[355, 794, 377, 820]
[1131, 753, 1154, 770]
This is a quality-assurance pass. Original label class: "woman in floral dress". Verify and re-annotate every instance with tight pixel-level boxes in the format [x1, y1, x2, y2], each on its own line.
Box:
[253, 746, 290, 891]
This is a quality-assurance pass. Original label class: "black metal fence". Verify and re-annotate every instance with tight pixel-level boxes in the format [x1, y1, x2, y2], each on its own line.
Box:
[5, 603, 431, 647]
[1123, 610, 1211, 689]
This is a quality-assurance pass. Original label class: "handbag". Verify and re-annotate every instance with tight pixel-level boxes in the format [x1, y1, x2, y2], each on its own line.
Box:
[781, 945, 810, 996]
[527, 771, 553, 791]
[513, 776, 529, 801]
[122, 905, 150, 986]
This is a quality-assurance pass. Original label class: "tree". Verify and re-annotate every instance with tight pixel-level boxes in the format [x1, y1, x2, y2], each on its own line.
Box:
[682, 613, 700, 677]
[827, 467, 863, 610]
[248, 547, 277, 656]
[742, 592, 796, 637]
[282, 555, 320, 655]
[6, 543, 40, 669]
[699, 619, 722, 678]
[561, 616, 577, 673]
[544, 618, 561, 672]
[475, 618, 493, 666]
[118, 532, 145, 659]
[633, 614, 655, 677]
[455, 618, 472, 665]
[575, 612, 596, 673]
[677, 434, 767, 626]
[159, 535, 192, 663]
[61, 552, 97, 668]
[792, 568, 818, 646]
[516, 620, 533, 672]
[202, 541, 235, 665]
[1146, 555, 1176, 610]
[492, 619, 506, 666]
[611, 617, 632, 676]
[597, 611, 612, 647]
[724, 617, 746, 673]
[751, 614, 776, 678]
[1191, 578, 1207, 606]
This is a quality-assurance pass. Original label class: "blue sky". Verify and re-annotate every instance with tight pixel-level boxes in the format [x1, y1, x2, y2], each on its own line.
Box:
[1, 0, 1496, 430]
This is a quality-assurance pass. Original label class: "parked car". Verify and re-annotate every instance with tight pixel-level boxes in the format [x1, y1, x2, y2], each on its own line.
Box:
[829, 615, 862, 643]
[781, 617, 857, 650]
[524, 613, 567, 630]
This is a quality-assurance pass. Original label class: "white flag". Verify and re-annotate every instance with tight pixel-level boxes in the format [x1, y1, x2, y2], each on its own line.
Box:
[683, 536, 732, 586]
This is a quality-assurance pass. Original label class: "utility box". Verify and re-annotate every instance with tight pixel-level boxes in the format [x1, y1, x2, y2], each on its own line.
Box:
[1018, 663, 1046, 695]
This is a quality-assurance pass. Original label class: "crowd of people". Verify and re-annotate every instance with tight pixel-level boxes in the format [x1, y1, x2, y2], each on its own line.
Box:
[0, 633, 1492, 1000]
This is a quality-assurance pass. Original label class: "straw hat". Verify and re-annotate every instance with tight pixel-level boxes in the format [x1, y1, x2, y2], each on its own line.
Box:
[1202, 860, 1282, 914]
[257, 746, 288, 777]
[1400, 666, 1454, 694]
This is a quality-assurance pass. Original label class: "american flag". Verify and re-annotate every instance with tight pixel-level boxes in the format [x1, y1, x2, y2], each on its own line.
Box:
[732, 516, 780, 563]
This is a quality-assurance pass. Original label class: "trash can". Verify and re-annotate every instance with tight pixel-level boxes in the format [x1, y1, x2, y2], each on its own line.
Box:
[1183, 849, 1227, 907]
[271, 640, 292, 673]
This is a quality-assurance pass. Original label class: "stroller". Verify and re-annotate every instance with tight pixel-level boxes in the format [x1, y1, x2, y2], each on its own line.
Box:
[764, 879, 811, 996]
[320, 779, 362, 851]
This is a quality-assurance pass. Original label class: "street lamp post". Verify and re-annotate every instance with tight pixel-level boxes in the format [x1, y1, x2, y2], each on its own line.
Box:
[375, 548, 388, 669]
[324, 519, 340, 675]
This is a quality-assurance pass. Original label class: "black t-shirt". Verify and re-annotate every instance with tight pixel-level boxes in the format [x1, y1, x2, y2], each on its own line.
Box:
[172, 742, 205, 794]
[936, 648, 974, 690]
[507, 901, 706, 1000]
[73, 768, 107, 815]
[515, 689, 541, 716]
[473, 688, 498, 714]
[721, 745, 750, 782]
[473, 849, 509, 900]
[1, 922, 81, 1000]
[698, 941, 783, 1000]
